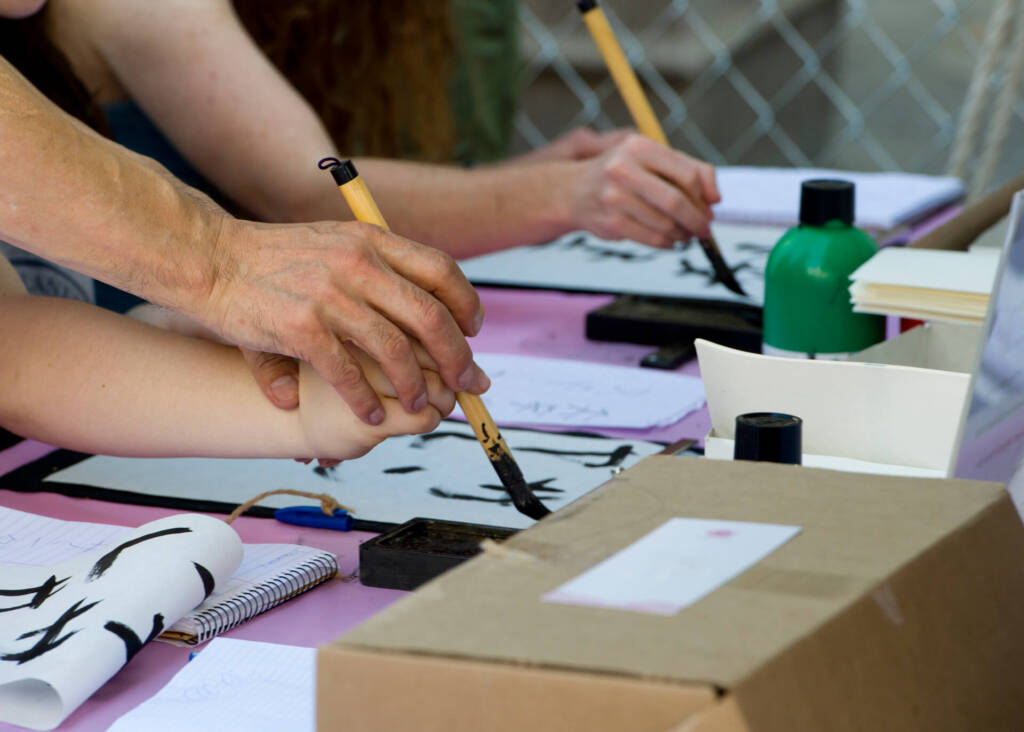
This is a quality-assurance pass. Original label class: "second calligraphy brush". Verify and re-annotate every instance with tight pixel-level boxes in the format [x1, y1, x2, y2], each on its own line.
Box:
[317, 157, 550, 521]
[577, 0, 748, 298]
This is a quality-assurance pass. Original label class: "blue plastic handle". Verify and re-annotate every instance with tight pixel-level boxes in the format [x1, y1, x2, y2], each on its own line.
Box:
[274, 505, 353, 531]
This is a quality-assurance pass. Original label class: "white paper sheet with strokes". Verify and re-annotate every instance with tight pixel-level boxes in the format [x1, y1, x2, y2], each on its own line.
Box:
[107, 638, 314, 732]
[0, 506, 337, 647]
[713, 167, 964, 230]
[0, 514, 241, 730]
[452, 354, 705, 428]
[44, 424, 666, 530]
[543, 518, 800, 615]
[458, 222, 783, 305]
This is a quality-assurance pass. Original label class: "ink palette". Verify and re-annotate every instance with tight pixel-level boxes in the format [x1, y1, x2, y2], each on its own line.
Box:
[586, 294, 762, 353]
[359, 517, 517, 591]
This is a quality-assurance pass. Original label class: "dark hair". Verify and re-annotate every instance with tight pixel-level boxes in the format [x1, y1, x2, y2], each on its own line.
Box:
[233, 0, 455, 161]
[0, 10, 109, 134]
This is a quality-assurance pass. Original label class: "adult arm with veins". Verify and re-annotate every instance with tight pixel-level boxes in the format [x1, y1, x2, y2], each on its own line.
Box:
[0, 55, 486, 425]
[0, 259, 453, 460]
[57, 0, 719, 259]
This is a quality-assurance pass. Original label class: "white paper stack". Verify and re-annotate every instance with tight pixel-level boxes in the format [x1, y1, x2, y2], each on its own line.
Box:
[714, 167, 964, 230]
[849, 248, 998, 324]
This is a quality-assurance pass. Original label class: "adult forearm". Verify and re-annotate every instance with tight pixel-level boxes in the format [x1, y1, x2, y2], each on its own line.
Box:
[352, 158, 580, 258]
[0, 59, 222, 318]
[0, 59, 486, 425]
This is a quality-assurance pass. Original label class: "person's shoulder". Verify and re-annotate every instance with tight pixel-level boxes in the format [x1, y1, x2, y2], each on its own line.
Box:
[57, 0, 235, 47]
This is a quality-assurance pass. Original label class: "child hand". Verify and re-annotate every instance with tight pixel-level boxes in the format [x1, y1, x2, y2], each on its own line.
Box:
[297, 343, 460, 461]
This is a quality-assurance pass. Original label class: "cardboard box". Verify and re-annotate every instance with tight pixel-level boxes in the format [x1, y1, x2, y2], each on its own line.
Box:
[318, 456, 1024, 731]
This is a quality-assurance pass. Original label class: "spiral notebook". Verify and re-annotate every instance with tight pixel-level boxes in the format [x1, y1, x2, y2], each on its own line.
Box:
[0, 506, 338, 646]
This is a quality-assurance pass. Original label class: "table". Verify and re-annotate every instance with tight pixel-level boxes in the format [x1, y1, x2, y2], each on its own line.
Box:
[0, 286, 711, 731]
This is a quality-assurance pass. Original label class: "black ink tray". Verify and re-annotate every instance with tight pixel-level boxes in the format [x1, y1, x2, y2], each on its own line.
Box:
[359, 517, 517, 591]
[586, 294, 762, 353]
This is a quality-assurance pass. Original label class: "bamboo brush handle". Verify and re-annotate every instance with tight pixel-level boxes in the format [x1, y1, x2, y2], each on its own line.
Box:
[331, 161, 508, 451]
[337, 175, 388, 229]
[580, 4, 668, 145]
[457, 392, 514, 461]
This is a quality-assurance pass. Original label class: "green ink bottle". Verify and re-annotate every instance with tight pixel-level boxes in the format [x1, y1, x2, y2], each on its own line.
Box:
[762, 179, 884, 359]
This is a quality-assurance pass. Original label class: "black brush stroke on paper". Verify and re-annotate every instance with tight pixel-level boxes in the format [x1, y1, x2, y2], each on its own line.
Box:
[560, 235, 659, 264]
[2, 598, 100, 664]
[676, 259, 756, 288]
[0, 575, 69, 612]
[105, 614, 165, 664]
[479, 478, 561, 494]
[87, 527, 192, 581]
[517, 444, 635, 468]
[194, 562, 215, 599]
[429, 487, 513, 506]
[429, 484, 562, 507]
[419, 431, 636, 465]
[418, 431, 480, 445]
[382, 466, 424, 474]
[736, 242, 773, 255]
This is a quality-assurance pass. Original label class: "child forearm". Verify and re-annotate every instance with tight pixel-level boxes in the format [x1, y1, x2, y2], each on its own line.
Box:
[0, 296, 446, 458]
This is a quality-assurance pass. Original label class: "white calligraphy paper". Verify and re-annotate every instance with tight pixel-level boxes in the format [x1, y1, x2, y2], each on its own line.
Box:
[455, 354, 705, 429]
[45, 424, 666, 529]
[458, 222, 784, 305]
[0, 514, 242, 730]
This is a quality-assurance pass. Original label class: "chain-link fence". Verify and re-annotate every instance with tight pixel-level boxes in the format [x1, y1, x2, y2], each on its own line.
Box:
[513, 0, 1024, 196]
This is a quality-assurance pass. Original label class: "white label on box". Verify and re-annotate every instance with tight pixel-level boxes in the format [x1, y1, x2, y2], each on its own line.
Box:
[542, 518, 801, 615]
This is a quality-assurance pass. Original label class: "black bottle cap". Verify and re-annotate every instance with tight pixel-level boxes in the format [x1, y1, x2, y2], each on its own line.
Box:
[733, 412, 802, 465]
[317, 157, 359, 186]
[799, 179, 854, 227]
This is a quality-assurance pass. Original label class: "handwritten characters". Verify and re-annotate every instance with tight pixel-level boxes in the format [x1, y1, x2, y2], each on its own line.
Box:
[41, 428, 668, 532]
[309, 423, 662, 527]
[461, 226, 782, 305]
[454, 354, 706, 431]
[0, 514, 242, 729]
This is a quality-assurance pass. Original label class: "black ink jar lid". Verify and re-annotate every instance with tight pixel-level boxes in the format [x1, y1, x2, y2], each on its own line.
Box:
[733, 412, 802, 465]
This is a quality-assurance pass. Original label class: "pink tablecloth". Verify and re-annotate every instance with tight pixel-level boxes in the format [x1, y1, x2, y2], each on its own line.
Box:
[0, 286, 710, 731]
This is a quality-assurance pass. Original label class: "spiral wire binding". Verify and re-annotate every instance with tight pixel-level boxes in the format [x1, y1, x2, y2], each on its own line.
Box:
[184, 553, 338, 645]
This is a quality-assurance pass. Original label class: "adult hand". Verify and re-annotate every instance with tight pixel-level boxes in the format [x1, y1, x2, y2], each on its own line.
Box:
[202, 219, 489, 425]
[240, 348, 300, 410]
[568, 132, 720, 248]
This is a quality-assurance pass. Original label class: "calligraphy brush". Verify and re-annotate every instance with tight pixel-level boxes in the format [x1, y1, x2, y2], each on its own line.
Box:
[317, 157, 551, 521]
[576, 0, 747, 297]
